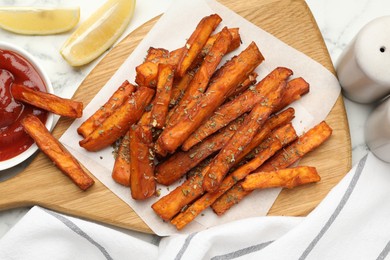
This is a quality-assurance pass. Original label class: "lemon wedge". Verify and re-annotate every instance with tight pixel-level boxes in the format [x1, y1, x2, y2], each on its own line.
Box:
[60, 0, 136, 67]
[0, 6, 80, 35]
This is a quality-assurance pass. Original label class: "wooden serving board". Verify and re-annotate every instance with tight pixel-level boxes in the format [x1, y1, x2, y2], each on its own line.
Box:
[0, 0, 351, 234]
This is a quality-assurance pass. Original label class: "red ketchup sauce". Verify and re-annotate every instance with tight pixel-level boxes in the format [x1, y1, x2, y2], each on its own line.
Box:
[0, 49, 48, 161]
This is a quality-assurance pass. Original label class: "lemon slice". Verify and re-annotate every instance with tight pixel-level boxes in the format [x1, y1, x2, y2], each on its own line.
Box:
[0, 6, 80, 35]
[60, 0, 136, 67]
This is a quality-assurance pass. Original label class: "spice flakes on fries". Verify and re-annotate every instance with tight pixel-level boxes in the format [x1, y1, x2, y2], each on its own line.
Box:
[76, 13, 332, 230]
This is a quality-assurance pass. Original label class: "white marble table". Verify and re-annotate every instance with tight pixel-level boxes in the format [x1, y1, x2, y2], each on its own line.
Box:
[1, 0, 389, 238]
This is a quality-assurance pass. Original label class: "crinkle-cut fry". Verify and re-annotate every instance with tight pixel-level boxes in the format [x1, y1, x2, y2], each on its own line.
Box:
[211, 121, 333, 215]
[21, 114, 94, 191]
[157, 42, 265, 154]
[176, 14, 222, 77]
[129, 124, 156, 200]
[79, 86, 154, 151]
[171, 123, 297, 229]
[155, 115, 246, 186]
[145, 47, 169, 62]
[202, 78, 286, 193]
[152, 165, 209, 221]
[135, 48, 184, 88]
[150, 64, 175, 129]
[226, 72, 258, 100]
[77, 80, 136, 138]
[112, 130, 131, 187]
[12, 83, 83, 119]
[274, 77, 310, 112]
[234, 107, 295, 165]
[182, 67, 292, 151]
[167, 27, 233, 127]
[242, 166, 320, 191]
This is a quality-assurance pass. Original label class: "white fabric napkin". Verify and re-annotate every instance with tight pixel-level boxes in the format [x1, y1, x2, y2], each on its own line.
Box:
[0, 206, 160, 260]
[1, 152, 390, 260]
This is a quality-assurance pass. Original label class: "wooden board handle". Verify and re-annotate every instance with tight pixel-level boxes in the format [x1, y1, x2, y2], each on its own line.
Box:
[0, 153, 75, 210]
[0, 169, 36, 209]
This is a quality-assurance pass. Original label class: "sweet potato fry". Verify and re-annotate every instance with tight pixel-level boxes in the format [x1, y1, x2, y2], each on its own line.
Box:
[188, 27, 241, 72]
[129, 124, 155, 200]
[152, 165, 209, 221]
[150, 64, 175, 129]
[157, 108, 294, 186]
[135, 48, 184, 88]
[182, 67, 292, 151]
[202, 28, 241, 58]
[135, 62, 160, 88]
[112, 130, 131, 187]
[242, 166, 320, 191]
[169, 27, 241, 108]
[167, 27, 233, 126]
[145, 47, 169, 62]
[274, 77, 310, 112]
[157, 42, 265, 154]
[226, 72, 258, 100]
[154, 141, 167, 158]
[222, 28, 241, 53]
[171, 123, 297, 229]
[189, 28, 241, 69]
[12, 83, 83, 118]
[176, 14, 222, 77]
[259, 121, 333, 172]
[168, 47, 186, 65]
[155, 115, 246, 186]
[202, 79, 285, 193]
[21, 114, 94, 190]
[77, 80, 136, 137]
[79, 86, 154, 151]
[167, 65, 253, 127]
[211, 121, 332, 215]
[169, 69, 253, 127]
[169, 70, 195, 107]
[234, 107, 295, 165]
[169, 30, 241, 110]
[138, 110, 152, 127]
[211, 181, 250, 216]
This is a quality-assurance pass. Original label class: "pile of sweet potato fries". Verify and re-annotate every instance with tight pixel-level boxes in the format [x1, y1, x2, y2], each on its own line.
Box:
[20, 13, 333, 230]
[76, 13, 333, 230]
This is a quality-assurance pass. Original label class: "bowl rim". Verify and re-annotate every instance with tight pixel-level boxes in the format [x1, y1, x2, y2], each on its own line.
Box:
[0, 41, 54, 171]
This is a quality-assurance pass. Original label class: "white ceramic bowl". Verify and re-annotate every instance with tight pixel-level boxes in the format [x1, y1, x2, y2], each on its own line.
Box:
[0, 41, 54, 171]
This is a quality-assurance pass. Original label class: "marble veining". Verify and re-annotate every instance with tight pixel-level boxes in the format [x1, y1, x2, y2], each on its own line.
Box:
[1, 0, 389, 238]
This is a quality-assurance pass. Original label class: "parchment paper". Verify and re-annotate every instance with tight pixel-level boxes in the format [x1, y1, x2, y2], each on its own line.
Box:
[60, 0, 341, 236]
